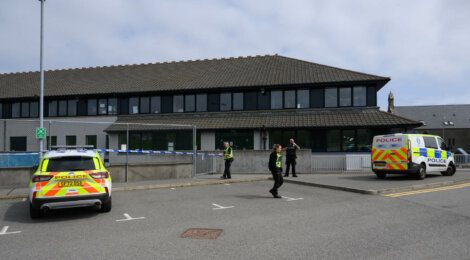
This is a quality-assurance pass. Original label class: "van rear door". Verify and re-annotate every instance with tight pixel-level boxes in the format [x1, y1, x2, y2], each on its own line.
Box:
[372, 135, 409, 171]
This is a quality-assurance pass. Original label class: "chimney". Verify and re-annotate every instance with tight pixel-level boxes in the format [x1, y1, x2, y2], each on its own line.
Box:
[388, 91, 395, 114]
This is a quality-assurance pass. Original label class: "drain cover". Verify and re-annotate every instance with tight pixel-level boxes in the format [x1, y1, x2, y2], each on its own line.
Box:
[180, 228, 223, 240]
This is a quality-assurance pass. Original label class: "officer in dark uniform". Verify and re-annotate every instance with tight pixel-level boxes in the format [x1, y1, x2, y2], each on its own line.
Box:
[268, 144, 283, 198]
[284, 138, 300, 177]
[221, 142, 233, 179]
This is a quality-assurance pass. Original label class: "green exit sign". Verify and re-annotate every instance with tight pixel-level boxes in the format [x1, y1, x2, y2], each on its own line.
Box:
[35, 128, 46, 140]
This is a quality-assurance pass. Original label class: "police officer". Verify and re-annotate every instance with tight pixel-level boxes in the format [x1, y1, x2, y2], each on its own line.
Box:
[221, 142, 233, 179]
[284, 138, 300, 177]
[268, 144, 283, 198]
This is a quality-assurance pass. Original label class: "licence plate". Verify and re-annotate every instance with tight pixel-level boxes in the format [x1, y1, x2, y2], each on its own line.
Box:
[374, 162, 386, 167]
[58, 180, 83, 187]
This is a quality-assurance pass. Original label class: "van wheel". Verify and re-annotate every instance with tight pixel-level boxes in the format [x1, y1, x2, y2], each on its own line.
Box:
[415, 164, 426, 180]
[30, 203, 42, 219]
[441, 163, 456, 176]
[375, 172, 386, 179]
[100, 197, 112, 213]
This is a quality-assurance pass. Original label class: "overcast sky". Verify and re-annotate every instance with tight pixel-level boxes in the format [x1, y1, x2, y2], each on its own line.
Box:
[1, 0, 469, 109]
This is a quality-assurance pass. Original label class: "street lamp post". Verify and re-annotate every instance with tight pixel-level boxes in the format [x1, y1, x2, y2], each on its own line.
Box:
[39, 0, 45, 154]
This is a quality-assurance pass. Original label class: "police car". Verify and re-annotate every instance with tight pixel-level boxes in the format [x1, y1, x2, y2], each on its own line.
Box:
[371, 134, 456, 180]
[29, 147, 112, 218]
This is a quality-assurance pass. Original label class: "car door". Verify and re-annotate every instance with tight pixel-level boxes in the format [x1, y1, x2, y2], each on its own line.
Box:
[422, 136, 442, 172]
[437, 137, 451, 170]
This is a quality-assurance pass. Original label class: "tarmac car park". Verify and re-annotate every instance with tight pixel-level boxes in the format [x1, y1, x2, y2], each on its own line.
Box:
[28, 147, 112, 218]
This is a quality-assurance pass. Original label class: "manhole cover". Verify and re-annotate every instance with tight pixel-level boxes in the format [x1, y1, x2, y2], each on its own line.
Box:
[180, 228, 223, 240]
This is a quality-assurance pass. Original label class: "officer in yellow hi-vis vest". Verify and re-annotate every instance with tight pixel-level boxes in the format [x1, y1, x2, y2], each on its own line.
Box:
[221, 142, 234, 179]
[268, 144, 283, 198]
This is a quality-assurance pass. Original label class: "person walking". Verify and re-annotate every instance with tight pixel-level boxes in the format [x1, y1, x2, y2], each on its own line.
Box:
[284, 138, 300, 177]
[268, 144, 283, 198]
[221, 142, 233, 179]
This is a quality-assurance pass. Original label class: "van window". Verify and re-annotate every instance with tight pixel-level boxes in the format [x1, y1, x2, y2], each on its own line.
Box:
[423, 137, 438, 149]
[437, 137, 448, 150]
[46, 156, 96, 172]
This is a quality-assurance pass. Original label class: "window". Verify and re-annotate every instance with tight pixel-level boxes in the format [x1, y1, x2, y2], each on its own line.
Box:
[244, 92, 257, 110]
[67, 100, 77, 116]
[86, 135, 97, 148]
[105, 135, 109, 149]
[423, 136, 438, 149]
[284, 90, 296, 108]
[98, 99, 108, 115]
[46, 136, 57, 150]
[220, 93, 231, 111]
[142, 133, 153, 150]
[10, 136, 27, 151]
[353, 86, 367, 107]
[342, 129, 356, 151]
[87, 99, 97, 115]
[118, 98, 129, 115]
[47, 157, 96, 172]
[0, 103, 3, 119]
[12, 102, 21, 118]
[150, 96, 161, 113]
[20, 102, 29, 118]
[233, 92, 244, 110]
[215, 130, 254, 150]
[66, 135, 77, 146]
[129, 97, 139, 114]
[140, 97, 150, 114]
[339, 88, 352, 107]
[367, 86, 377, 106]
[161, 96, 173, 113]
[48, 101, 57, 117]
[108, 98, 117, 115]
[173, 95, 184, 113]
[357, 129, 372, 152]
[311, 130, 327, 152]
[326, 130, 341, 152]
[185, 95, 195, 112]
[196, 94, 207, 112]
[310, 88, 324, 108]
[297, 89, 309, 108]
[30, 101, 39, 117]
[77, 99, 87, 116]
[325, 88, 338, 108]
[257, 91, 270, 110]
[207, 93, 220, 112]
[271, 91, 283, 109]
[58, 100, 67, 116]
[437, 137, 447, 150]
[129, 133, 141, 150]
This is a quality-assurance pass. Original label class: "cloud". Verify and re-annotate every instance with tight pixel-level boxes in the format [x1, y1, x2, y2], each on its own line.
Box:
[0, 0, 469, 108]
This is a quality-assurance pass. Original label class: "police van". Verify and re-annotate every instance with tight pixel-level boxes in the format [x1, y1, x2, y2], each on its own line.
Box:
[371, 134, 456, 179]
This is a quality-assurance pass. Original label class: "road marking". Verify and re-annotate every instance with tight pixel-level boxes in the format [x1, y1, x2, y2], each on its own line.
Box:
[0, 226, 21, 236]
[281, 196, 304, 201]
[116, 213, 145, 222]
[384, 183, 470, 197]
[212, 203, 234, 210]
[170, 188, 176, 190]
[22, 198, 27, 202]
[224, 183, 231, 186]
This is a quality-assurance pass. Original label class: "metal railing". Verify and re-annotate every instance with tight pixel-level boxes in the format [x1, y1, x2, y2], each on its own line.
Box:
[311, 154, 371, 172]
[455, 154, 470, 167]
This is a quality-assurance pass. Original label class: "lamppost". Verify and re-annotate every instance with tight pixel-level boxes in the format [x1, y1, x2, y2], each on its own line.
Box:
[39, 0, 45, 154]
[442, 118, 454, 140]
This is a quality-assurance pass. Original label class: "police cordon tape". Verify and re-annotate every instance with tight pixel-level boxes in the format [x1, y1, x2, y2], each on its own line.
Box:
[94, 149, 223, 158]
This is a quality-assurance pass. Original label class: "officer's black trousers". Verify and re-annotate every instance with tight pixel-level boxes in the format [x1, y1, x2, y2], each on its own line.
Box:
[270, 170, 283, 195]
[285, 157, 296, 176]
[223, 159, 232, 178]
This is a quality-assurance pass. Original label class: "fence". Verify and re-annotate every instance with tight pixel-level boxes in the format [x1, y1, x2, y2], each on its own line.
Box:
[311, 154, 371, 172]
[455, 154, 470, 168]
[0, 152, 39, 168]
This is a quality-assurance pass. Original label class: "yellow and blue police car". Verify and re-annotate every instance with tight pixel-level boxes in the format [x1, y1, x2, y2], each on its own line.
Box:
[371, 134, 456, 180]
[29, 148, 112, 218]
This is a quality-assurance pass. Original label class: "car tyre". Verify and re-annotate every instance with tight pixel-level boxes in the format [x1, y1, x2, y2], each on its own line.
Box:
[100, 197, 112, 213]
[441, 163, 456, 176]
[415, 164, 426, 180]
[29, 203, 42, 219]
[375, 172, 386, 179]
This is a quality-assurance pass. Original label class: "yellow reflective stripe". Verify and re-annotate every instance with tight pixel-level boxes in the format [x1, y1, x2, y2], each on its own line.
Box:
[41, 159, 49, 172]
[441, 151, 447, 159]
[93, 158, 100, 170]
[427, 149, 434, 158]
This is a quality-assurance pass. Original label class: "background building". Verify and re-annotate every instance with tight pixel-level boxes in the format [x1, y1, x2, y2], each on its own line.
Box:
[0, 55, 420, 152]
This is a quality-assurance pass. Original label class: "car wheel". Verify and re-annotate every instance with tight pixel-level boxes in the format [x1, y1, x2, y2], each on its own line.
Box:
[416, 164, 426, 180]
[100, 197, 112, 213]
[441, 163, 456, 176]
[375, 172, 386, 179]
[29, 203, 42, 219]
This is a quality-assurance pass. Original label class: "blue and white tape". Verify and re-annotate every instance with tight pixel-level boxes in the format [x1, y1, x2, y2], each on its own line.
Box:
[95, 149, 223, 157]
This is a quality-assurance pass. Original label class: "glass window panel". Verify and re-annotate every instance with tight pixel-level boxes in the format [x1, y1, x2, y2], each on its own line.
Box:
[269, 130, 283, 148]
[118, 98, 129, 115]
[107, 98, 117, 115]
[196, 94, 207, 112]
[142, 133, 153, 150]
[215, 130, 254, 150]
[353, 86, 367, 107]
[12, 102, 21, 118]
[129, 97, 139, 114]
[297, 89, 309, 108]
[342, 129, 356, 152]
[357, 129, 372, 152]
[185, 95, 195, 112]
[77, 99, 87, 116]
[173, 95, 184, 113]
[151, 96, 161, 113]
[244, 92, 257, 110]
[271, 91, 283, 109]
[58, 100, 67, 116]
[48, 101, 57, 117]
[87, 99, 97, 115]
[207, 93, 220, 112]
[325, 88, 338, 108]
[220, 92, 231, 111]
[284, 90, 296, 108]
[326, 130, 341, 152]
[339, 88, 352, 107]
[98, 99, 108, 115]
[0, 103, 2, 119]
[21, 102, 30, 118]
[367, 86, 377, 106]
[257, 91, 270, 110]
[296, 130, 311, 148]
[233, 92, 244, 110]
[311, 130, 327, 152]
[10, 136, 27, 151]
[65, 136, 77, 146]
[161, 96, 173, 113]
[140, 97, 149, 114]
[310, 88, 324, 108]
[86, 135, 97, 149]
[67, 100, 77, 116]
[129, 133, 141, 150]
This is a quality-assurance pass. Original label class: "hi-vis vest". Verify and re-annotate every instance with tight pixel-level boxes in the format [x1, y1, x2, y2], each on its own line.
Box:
[276, 153, 282, 168]
[224, 147, 233, 160]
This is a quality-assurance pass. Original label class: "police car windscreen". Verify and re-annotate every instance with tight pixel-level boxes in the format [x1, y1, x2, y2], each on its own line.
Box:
[373, 136, 406, 150]
[47, 156, 96, 172]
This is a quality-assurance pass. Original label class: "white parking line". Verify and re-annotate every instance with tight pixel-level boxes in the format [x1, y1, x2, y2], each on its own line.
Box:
[0, 226, 21, 236]
[281, 196, 304, 201]
[212, 203, 235, 210]
[116, 213, 145, 222]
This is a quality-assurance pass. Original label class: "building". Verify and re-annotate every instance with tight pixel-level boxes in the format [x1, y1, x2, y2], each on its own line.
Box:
[395, 104, 470, 152]
[0, 55, 420, 152]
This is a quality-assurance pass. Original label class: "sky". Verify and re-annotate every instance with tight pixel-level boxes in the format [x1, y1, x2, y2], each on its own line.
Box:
[1, 0, 469, 109]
